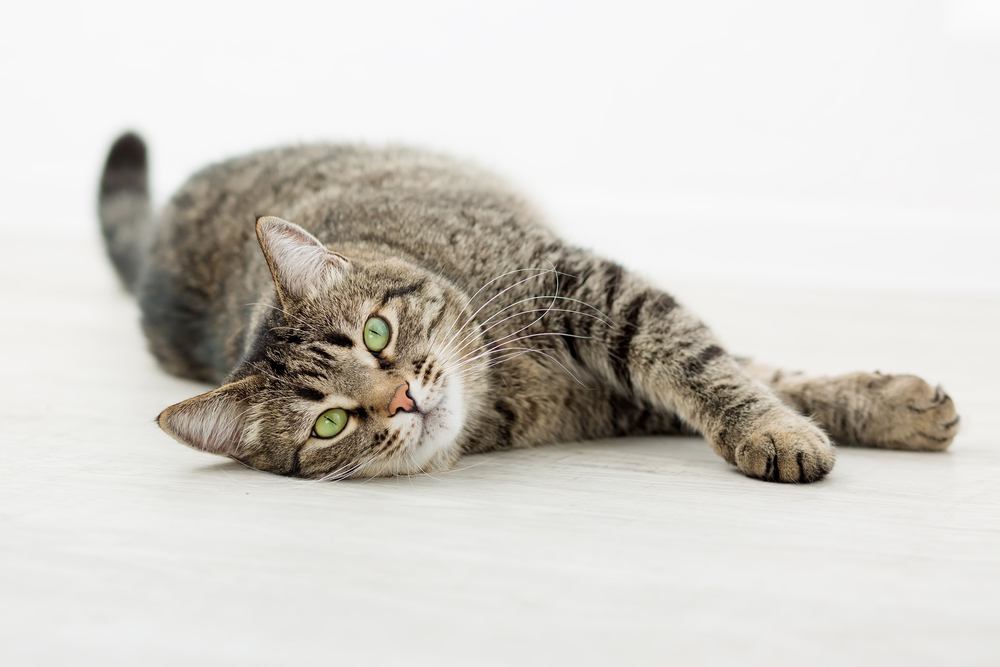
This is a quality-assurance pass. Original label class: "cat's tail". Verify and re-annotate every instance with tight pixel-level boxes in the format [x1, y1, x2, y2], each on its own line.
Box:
[98, 132, 151, 292]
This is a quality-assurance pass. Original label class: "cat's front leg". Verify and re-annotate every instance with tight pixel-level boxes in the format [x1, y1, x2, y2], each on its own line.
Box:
[740, 362, 960, 450]
[565, 258, 835, 482]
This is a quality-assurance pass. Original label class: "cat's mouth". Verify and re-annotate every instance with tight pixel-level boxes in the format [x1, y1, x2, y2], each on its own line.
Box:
[400, 375, 465, 468]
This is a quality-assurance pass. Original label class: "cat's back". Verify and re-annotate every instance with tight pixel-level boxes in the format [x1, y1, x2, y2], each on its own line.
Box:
[162, 143, 531, 240]
[151, 141, 549, 307]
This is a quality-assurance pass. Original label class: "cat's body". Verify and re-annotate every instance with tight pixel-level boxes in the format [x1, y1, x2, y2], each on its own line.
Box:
[99, 133, 959, 481]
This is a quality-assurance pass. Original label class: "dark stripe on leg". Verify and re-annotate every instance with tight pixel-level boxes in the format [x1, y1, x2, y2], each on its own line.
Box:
[602, 262, 624, 311]
[681, 344, 726, 377]
[553, 262, 585, 365]
[609, 291, 648, 390]
[648, 292, 678, 316]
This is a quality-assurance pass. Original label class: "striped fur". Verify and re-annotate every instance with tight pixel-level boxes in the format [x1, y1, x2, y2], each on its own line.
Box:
[98, 135, 960, 482]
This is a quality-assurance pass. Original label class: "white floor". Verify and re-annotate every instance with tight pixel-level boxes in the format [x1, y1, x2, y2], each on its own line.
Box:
[1, 232, 998, 666]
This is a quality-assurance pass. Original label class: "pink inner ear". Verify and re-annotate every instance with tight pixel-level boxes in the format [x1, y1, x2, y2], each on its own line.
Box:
[158, 392, 249, 456]
[269, 233, 339, 295]
[257, 216, 348, 301]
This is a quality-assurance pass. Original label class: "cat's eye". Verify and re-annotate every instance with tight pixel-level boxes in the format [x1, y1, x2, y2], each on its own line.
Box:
[313, 408, 349, 439]
[363, 316, 391, 353]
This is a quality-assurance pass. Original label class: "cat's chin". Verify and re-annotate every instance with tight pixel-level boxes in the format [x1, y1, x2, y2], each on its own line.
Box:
[406, 375, 466, 472]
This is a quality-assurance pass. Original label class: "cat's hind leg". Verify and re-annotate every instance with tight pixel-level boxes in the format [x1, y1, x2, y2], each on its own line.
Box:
[741, 362, 960, 451]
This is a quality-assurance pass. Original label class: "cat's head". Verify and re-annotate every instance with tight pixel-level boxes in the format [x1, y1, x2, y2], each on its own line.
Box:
[157, 217, 487, 479]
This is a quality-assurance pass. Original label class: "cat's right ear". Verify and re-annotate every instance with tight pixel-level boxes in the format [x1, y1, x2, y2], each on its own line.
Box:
[157, 375, 261, 457]
[255, 216, 350, 307]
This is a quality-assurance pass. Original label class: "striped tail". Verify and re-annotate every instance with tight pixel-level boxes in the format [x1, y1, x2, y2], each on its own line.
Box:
[98, 132, 151, 291]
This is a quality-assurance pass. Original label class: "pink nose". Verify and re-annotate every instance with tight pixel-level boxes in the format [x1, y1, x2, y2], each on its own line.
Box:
[388, 382, 417, 416]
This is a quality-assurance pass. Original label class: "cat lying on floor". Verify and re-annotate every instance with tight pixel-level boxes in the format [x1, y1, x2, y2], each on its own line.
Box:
[98, 133, 959, 482]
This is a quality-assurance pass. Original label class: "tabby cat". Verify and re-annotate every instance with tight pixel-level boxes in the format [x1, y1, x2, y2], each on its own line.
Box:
[98, 133, 959, 482]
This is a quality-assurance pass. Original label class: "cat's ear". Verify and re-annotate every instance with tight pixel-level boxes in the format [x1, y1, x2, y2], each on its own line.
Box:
[157, 376, 261, 456]
[255, 216, 350, 306]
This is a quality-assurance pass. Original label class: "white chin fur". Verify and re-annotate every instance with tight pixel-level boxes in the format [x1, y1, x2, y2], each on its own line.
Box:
[353, 370, 466, 478]
[403, 373, 465, 472]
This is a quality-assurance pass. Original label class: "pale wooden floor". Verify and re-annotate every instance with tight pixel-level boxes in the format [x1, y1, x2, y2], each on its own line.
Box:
[1, 232, 998, 666]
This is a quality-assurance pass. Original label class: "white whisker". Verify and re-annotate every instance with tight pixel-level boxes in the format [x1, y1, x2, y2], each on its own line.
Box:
[448, 303, 614, 360]
[451, 345, 589, 386]
[437, 267, 556, 363]
[444, 331, 593, 374]
[428, 267, 551, 354]
[442, 265, 563, 369]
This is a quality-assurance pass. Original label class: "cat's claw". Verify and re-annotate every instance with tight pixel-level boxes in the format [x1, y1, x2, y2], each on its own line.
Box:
[862, 374, 959, 451]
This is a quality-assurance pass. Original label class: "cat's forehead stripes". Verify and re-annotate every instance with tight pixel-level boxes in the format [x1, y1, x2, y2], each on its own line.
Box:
[294, 386, 325, 401]
[380, 280, 426, 306]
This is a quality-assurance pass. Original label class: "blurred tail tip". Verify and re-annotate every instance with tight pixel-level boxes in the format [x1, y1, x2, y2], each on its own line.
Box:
[105, 131, 147, 172]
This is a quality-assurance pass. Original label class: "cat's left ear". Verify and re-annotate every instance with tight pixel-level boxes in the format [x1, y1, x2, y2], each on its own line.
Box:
[255, 216, 350, 307]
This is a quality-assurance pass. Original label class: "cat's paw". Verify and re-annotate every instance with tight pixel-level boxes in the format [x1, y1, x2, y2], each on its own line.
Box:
[730, 411, 835, 483]
[857, 373, 959, 451]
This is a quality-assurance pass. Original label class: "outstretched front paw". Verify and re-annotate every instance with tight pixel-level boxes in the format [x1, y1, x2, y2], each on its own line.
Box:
[858, 373, 959, 451]
[727, 411, 835, 483]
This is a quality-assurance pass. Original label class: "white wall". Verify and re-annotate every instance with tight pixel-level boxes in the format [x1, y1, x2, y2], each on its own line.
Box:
[3, 0, 998, 293]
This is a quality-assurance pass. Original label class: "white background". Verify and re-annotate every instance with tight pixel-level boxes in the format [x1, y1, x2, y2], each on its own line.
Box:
[2, 0, 998, 294]
[3, 4, 999, 665]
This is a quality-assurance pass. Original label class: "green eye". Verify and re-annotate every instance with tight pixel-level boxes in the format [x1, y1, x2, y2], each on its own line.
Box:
[313, 408, 349, 439]
[363, 316, 391, 353]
